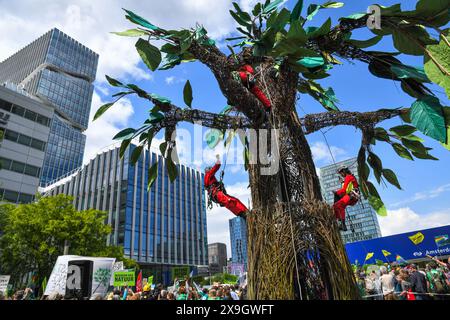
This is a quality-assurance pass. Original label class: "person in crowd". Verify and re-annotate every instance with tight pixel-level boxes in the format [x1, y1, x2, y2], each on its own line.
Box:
[230, 285, 240, 300]
[176, 286, 188, 300]
[409, 264, 429, 300]
[158, 290, 168, 300]
[426, 261, 448, 299]
[380, 267, 395, 300]
[167, 292, 175, 300]
[208, 289, 219, 300]
[364, 271, 377, 299]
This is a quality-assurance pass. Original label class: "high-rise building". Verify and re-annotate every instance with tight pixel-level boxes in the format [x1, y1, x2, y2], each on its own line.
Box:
[40, 144, 208, 285]
[0, 28, 99, 186]
[0, 84, 54, 203]
[208, 243, 227, 275]
[229, 217, 248, 272]
[319, 158, 382, 244]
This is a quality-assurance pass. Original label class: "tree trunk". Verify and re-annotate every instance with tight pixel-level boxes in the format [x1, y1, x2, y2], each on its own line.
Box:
[246, 64, 359, 300]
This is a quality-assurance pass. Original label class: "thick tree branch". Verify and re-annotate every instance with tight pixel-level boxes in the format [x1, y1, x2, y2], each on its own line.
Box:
[302, 108, 409, 134]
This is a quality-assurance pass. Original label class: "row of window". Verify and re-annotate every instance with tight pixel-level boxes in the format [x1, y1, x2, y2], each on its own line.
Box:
[0, 99, 51, 127]
[3, 128, 46, 152]
[0, 157, 41, 178]
[0, 188, 34, 204]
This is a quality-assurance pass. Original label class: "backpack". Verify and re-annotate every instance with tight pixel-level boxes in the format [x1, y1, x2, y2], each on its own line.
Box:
[429, 270, 446, 294]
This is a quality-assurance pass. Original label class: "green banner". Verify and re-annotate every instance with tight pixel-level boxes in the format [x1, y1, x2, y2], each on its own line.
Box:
[113, 271, 135, 287]
[172, 267, 189, 280]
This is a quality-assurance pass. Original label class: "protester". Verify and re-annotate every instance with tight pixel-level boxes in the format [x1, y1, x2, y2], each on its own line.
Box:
[409, 264, 428, 300]
[380, 267, 395, 300]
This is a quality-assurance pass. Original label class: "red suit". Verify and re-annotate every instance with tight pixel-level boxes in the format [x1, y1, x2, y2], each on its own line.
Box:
[333, 174, 359, 221]
[205, 162, 248, 217]
[239, 65, 271, 110]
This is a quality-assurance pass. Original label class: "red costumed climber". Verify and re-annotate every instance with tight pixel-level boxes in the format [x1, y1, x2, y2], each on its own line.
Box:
[333, 165, 360, 231]
[239, 65, 271, 110]
[204, 157, 248, 219]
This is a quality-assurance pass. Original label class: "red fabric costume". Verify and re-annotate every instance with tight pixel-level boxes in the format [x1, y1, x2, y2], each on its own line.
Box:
[239, 65, 271, 110]
[333, 174, 359, 221]
[204, 161, 248, 217]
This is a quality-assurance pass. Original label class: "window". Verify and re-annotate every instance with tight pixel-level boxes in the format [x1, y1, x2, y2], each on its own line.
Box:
[2, 189, 18, 202]
[24, 165, 40, 177]
[0, 99, 12, 112]
[0, 158, 12, 170]
[11, 161, 25, 174]
[4, 130, 18, 142]
[31, 139, 46, 151]
[24, 109, 37, 122]
[18, 134, 32, 146]
[11, 105, 25, 117]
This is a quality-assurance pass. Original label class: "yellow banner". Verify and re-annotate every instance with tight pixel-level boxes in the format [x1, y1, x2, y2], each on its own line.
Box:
[365, 252, 374, 261]
[409, 232, 424, 245]
[382, 250, 391, 257]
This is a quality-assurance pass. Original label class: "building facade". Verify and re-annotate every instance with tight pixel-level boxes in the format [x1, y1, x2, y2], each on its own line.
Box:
[0, 28, 99, 186]
[229, 217, 248, 272]
[0, 84, 53, 203]
[208, 243, 227, 275]
[40, 144, 208, 284]
[319, 158, 382, 244]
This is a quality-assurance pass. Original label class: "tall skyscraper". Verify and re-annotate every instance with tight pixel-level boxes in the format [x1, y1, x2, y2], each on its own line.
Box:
[319, 158, 382, 244]
[229, 216, 248, 272]
[0, 84, 54, 203]
[40, 144, 208, 285]
[0, 28, 99, 186]
[208, 243, 227, 275]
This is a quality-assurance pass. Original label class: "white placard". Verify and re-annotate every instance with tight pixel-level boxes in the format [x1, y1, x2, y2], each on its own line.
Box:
[0, 275, 11, 293]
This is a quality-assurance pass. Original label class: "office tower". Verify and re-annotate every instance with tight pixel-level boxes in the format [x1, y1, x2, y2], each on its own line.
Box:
[40, 144, 208, 285]
[208, 243, 227, 275]
[0, 28, 99, 186]
[0, 84, 53, 203]
[319, 157, 382, 244]
[229, 216, 248, 272]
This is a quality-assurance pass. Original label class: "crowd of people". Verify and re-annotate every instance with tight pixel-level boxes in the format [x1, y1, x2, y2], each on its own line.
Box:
[0, 282, 247, 301]
[355, 257, 450, 300]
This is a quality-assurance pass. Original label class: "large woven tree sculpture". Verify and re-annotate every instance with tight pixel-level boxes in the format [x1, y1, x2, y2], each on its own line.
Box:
[95, 0, 450, 300]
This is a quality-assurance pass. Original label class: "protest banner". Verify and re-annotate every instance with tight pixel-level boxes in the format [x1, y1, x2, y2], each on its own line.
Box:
[113, 271, 135, 287]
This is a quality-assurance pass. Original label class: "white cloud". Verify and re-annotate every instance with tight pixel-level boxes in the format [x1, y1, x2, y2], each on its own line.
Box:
[379, 207, 450, 237]
[310, 141, 347, 165]
[83, 90, 134, 163]
[390, 183, 450, 208]
[165, 76, 186, 85]
[206, 181, 251, 258]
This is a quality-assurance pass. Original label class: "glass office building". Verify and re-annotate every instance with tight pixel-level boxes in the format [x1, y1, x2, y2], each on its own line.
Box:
[40, 144, 208, 284]
[0, 28, 99, 186]
[319, 158, 382, 244]
[229, 216, 248, 271]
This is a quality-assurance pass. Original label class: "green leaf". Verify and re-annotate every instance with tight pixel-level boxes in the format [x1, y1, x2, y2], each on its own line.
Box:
[124, 9, 160, 31]
[402, 134, 424, 142]
[321, 2, 344, 9]
[166, 156, 178, 182]
[291, 0, 304, 21]
[416, 0, 450, 27]
[119, 139, 133, 159]
[111, 29, 148, 37]
[287, 20, 307, 44]
[135, 39, 161, 71]
[410, 96, 446, 143]
[308, 18, 332, 38]
[424, 29, 450, 99]
[306, 4, 320, 20]
[150, 93, 171, 104]
[263, 0, 284, 14]
[357, 146, 369, 181]
[113, 128, 136, 141]
[206, 129, 223, 149]
[230, 10, 252, 28]
[297, 57, 325, 68]
[401, 139, 428, 155]
[392, 143, 414, 161]
[374, 127, 390, 142]
[147, 162, 159, 190]
[105, 75, 123, 87]
[390, 65, 430, 82]
[412, 151, 439, 160]
[253, 2, 262, 16]
[94, 104, 114, 123]
[130, 145, 143, 165]
[342, 13, 367, 20]
[347, 35, 383, 49]
[148, 112, 165, 124]
[183, 80, 193, 108]
[159, 142, 168, 156]
[390, 125, 417, 137]
[392, 26, 437, 56]
[368, 195, 387, 217]
[382, 169, 402, 190]
[441, 107, 450, 150]
[367, 152, 383, 183]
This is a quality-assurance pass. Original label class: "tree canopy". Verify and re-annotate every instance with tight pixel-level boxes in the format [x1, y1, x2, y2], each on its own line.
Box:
[94, 0, 450, 217]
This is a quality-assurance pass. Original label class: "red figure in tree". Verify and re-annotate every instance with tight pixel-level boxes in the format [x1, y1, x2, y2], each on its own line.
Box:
[239, 65, 272, 110]
[205, 156, 248, 219]
[333, 166, 360, 231]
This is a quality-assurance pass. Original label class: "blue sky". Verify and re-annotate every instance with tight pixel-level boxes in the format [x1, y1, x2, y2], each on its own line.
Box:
[1, 0, 449, 256]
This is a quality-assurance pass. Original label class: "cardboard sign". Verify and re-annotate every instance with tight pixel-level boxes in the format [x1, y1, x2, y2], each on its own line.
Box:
[113, 271, 135, 287]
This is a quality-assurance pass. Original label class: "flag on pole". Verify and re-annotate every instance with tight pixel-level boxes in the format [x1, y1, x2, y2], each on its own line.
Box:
[396, 255, 407, 265]
[148, 275, 153, 286]
[408, 232, 424, 245]
[365, 252, 374, 261]
[382, 250, 391, 257]
[136, 271, 143, 293]
[189, 270, 194, 278]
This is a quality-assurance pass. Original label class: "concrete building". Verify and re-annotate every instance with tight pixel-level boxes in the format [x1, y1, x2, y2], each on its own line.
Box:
[40, 144, 208, 285]
[229, 216, 248, 272]
[208, 243, 227, 275]
[0, 84, 53, 203]
[0, 28, 99, 186]
[319, 157, 382, 244]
